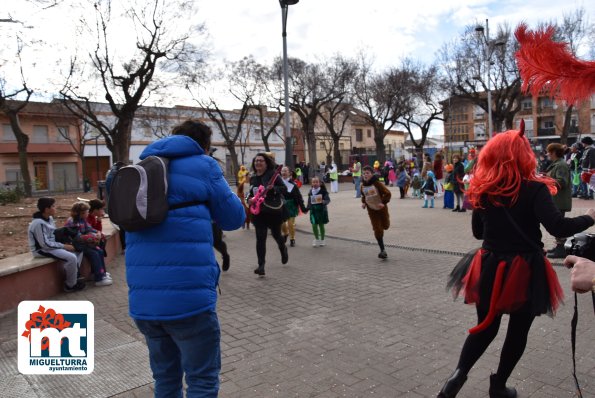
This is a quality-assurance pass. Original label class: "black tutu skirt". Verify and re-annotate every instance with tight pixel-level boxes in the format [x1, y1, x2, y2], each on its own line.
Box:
[447, 248, 564, 334]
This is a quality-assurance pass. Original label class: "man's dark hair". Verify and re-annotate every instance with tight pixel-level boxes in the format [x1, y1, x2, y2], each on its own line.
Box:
[546, 143, 565, 158]
[89, 199, 105, 212]
[37, 197, 55, 212]
[251, 152, 276, 172]
[172, 120, 212, 151]
[362, 165, 374, 173]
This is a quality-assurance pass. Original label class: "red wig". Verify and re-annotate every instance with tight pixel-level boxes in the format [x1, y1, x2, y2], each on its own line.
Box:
[467, 122, 557, 208]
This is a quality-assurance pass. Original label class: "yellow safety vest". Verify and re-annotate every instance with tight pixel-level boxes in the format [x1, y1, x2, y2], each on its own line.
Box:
[352, 162, 361, 177]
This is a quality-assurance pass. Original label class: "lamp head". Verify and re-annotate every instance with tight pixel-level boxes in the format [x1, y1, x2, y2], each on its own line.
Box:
[280, 0, 299, 5]
[475, 25, 485, 35]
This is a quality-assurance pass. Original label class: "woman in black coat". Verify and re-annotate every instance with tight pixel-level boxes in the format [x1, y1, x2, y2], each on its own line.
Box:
[247, 153, 288, 276]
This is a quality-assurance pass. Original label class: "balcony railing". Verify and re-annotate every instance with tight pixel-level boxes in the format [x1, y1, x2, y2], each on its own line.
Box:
[537, 127, 555, 135]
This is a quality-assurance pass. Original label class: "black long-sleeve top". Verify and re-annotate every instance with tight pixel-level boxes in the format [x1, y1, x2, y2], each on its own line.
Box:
[248, 169, 287, 205]
[472, 181, 594, 253]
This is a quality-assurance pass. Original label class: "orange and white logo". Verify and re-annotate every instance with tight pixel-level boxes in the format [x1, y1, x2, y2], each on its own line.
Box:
[18, 301, 94, 374]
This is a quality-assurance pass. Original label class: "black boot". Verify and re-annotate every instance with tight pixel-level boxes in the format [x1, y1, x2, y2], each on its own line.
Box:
[254, 264, 265, 276]
[489, 374, 517, 398]
[281, 245, 288, 264]
[222, 253, 230, 272]
[452, 206, 460, 212]
[437, 369, 467, 398]
[546, 244, 565, 259]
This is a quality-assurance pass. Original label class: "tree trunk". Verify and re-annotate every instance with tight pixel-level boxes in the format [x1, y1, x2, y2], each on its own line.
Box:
[226, 144, 240, 181]
[332, 136, 342, 169]
[560, 105, 574, 146]
[113, 117, 134, 164]
[374, 127, 386, 163]
[258, 109, 271, 152]
[8, 113, 32, 197]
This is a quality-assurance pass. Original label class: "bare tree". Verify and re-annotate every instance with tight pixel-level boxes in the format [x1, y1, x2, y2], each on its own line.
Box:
[59, 0, 208, 163]
[354, 56, 414, 163]
[278, 57, 345, 176]
[440, 22, 521, 133]
[396, 61, 446, 159]
[0, 38, 34, 196]
[228, 56, 284, 152]
[317, 55, 358, 169]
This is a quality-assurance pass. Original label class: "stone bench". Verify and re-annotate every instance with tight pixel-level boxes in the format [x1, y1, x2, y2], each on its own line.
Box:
[0, 219, 122, 316]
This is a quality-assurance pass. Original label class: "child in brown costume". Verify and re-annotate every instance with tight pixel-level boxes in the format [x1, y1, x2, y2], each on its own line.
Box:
[361, 165, 391, 259]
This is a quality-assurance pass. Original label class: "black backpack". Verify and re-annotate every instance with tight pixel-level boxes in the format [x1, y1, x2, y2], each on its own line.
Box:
[107, 156, 203, 231]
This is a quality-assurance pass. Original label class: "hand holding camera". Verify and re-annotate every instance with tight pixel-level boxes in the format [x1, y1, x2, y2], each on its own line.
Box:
[563, 255, 595, 293]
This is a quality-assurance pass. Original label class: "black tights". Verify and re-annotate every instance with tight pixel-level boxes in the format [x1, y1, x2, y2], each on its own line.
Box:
[254, 222, 285, 267]
[456, 307, 535, 383]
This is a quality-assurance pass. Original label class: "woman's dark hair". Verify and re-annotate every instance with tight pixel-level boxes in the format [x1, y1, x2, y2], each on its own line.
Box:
[172, 120, 212, 151]
[362, 165, 374, 173]
[251, 152, 276, 172]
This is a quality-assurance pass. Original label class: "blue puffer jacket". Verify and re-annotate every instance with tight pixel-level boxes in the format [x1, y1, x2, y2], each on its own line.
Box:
[126, 135, 245, 320]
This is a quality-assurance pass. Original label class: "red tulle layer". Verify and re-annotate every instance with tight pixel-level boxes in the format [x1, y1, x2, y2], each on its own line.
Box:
[460, 249, 563, 334]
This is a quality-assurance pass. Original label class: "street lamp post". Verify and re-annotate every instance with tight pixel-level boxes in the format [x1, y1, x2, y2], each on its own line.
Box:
[279, 0, 299, 168]
[475, 19, 505, 138]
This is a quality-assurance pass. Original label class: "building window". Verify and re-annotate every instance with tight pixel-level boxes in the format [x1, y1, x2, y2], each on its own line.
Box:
[541, 98, 554, 108]
[319, 142, 326, 149]
[355, 129, 363, 142]
[521, 98, 532, 110]
[143, 127, 153, 138]
[57, 126, 70, 142]
[5, 167, 20, 185]
[32, 125, 49, 143]
[367, 130, 371, 138]
[252, 128, 261, 139]
[339, 142, 345, 149]
[3, 124, 16, 141]
[543, 120, 554, 129]
[474, 106, 485, 119]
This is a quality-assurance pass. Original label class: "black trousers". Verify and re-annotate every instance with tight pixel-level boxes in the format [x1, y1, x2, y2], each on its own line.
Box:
[456, 307, 535, 383]
[254, 222, 285, 267]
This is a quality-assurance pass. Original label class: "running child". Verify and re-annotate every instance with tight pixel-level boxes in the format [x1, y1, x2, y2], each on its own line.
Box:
[360, 165, 391, 259]
[306, 176, 330, 247]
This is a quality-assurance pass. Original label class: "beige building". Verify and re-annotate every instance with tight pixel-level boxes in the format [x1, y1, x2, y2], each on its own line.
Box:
[0, 101, 83, 192]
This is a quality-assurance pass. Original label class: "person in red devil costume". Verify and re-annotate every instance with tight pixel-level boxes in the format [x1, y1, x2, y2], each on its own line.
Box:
[437, 121, 595, 398]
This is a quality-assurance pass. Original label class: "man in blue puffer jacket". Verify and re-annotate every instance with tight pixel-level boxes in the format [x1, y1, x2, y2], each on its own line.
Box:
[126, 120, 245, 398]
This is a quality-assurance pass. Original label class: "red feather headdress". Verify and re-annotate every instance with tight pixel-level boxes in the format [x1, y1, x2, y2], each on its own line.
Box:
[515, 23, 595, 104]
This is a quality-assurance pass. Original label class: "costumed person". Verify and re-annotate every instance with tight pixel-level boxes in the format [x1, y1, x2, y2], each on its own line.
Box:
[281, 166, 307, 247]
[411, 173, 422, 199]
[237, 165, 249, 193]
[329, 162, 339, 193]
[396, 166, 408, 199]
[448, 154, 466, 212]
[351, 157, 362, 198]
[443, 164, 455, 209]
[544, 143, 572, 259]
[437, 121, 595, 398]
[360, 165, 391, 259]
[247, 153, 289, 276]
[421, 154, 432, 179]
[387, 163, 397, 187]
[434, 152, 444, 197]
[65, 201, 112, 287]
[236, 172, 252, 230]
[421, 170, 437, 208]
[568, 143, 584, 198]
[306, 176, 330, 247]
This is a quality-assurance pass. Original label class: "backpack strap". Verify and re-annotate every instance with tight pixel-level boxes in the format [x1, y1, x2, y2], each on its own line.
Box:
[169, 200, 207, 210]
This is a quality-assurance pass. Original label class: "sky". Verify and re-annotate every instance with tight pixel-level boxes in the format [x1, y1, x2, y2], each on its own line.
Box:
[1, 0, 594, 137]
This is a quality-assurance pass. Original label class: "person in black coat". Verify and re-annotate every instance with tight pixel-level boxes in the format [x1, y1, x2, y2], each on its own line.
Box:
[247, 153, 288, 276]
[447, 154, 466, 212]
[437, 124, 595, 398]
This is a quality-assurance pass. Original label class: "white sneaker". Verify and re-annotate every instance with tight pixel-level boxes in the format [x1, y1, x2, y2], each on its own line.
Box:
[312, 239, 318, 247]
[319, 239, 326, 246]
[95, 277, 113, 287]
[105, 272, 112, 280]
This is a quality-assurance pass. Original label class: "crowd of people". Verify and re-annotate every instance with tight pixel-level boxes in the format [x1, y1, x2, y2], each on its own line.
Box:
[26, 118, 595, 398]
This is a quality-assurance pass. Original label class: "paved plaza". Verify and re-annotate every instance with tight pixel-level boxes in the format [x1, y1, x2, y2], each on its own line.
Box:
[1, 183, 594, 397]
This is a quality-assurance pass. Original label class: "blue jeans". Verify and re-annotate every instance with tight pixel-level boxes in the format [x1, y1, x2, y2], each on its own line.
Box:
[354, 176, 361, 197]
[134, 311, 221, 398]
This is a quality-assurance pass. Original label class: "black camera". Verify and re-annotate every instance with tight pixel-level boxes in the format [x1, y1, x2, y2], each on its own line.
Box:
[564, 233, 595, 261]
